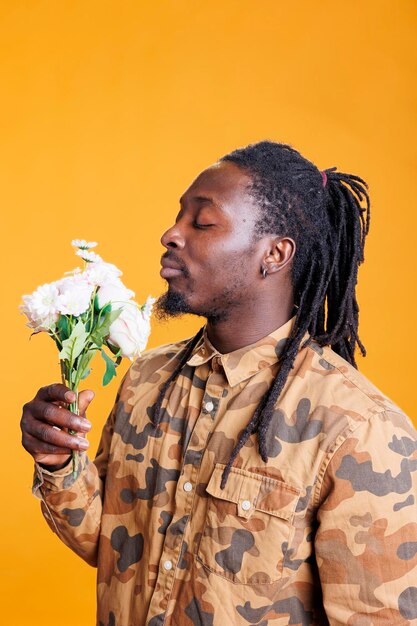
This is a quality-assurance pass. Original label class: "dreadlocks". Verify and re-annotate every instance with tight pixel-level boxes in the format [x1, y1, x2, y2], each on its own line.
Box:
[152, 140, 371, 489]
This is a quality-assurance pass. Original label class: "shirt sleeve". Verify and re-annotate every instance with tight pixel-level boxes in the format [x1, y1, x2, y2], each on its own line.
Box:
[31, 370, 129, 567]
[315, 409, 417, 626]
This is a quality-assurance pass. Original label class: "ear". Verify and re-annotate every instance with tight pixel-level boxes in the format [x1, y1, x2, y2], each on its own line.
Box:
[263, 237, 296, 275]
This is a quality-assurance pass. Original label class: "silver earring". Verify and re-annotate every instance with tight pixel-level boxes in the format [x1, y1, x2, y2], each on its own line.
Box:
[261, 267, 268, 279]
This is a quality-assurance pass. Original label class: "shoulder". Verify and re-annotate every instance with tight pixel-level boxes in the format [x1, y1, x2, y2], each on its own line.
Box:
[124, 335, 195, 385]
[299, 342, 417, 511]
[111, 335, 196, 408]
[289, 339, 416, 472]
[298, 341, 417, 501]
[300, 338, 406, 421]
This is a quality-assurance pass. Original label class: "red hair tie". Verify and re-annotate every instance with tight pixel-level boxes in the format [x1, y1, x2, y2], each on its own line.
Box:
[321, 170, 327, 187]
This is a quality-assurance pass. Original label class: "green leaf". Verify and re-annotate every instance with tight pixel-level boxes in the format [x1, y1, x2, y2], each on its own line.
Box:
[105, 342, 123, 366]
[101, 349, 118, 386]
[90, 308, 122, 348]
[80, 368, 91, 380]
[57, 315, 70, 341]
[59, 320, 89, 363]
[76, 348, 97, 382]
[104, 308, 122, 325]
[106, 341, 122, 357]
[90, 322, 104, 347]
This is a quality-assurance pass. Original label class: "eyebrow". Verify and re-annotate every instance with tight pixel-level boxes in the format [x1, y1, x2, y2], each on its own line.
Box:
[179, 194, 215, 206]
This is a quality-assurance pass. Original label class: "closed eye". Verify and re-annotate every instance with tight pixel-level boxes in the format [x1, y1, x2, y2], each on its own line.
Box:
[192, 221, 215, 229]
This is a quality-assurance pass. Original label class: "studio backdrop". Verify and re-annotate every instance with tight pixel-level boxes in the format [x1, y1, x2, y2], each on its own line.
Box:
[1, 1, 416, 624]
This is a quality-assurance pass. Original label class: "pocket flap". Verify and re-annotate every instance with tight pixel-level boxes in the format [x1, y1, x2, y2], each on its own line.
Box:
[206, 463, 300, 521]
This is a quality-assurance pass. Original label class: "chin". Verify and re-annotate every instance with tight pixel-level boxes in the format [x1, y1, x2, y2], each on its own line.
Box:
[154, 290, 192, 320]
[154, 289, 229, 325]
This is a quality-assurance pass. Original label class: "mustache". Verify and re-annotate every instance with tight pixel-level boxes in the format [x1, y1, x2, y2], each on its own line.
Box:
[161, 251, 190, 277]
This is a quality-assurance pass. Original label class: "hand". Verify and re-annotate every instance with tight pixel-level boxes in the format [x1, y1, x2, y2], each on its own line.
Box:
[21, 383, 94, 469]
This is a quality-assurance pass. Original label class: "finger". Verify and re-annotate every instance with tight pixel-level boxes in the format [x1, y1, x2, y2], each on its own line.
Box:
[27, 400, 92, 433]
[22, 430, 79, 456]
[51, 425, 87, 440]
[36, 383, 76, 404]
[78, 389, 95, 418]
[24, 418, 90, 451]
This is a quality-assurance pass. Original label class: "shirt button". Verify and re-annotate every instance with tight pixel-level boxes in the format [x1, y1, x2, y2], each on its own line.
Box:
[163, 560, 173, 571]
[241, 500, 251, 511]
[205, 401, 214, 412]
[183, 481, 193, 492]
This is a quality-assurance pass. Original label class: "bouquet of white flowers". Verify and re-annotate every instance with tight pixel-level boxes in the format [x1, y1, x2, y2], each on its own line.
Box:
[19, 240, 155, 476]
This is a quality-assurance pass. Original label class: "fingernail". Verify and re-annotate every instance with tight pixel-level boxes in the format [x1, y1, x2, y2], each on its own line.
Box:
[78, 439, 89, 450]
[82, 420, 92, 431]
[65, 391, 76, 402]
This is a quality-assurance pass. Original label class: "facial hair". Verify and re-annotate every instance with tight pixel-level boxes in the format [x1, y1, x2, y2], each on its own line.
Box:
[154, 290, 193, 321]
[154, 281, 247, 325]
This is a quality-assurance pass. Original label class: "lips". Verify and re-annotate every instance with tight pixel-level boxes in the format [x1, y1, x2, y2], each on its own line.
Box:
[160, 256, 185, 279]
[160, 266, 183, 278]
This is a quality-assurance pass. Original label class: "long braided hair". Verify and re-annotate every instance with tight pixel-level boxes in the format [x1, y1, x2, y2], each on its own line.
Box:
[153, 141, 371, 489]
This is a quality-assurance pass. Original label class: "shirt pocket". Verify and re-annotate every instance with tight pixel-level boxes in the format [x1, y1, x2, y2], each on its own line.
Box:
[196, 463, 300, 585]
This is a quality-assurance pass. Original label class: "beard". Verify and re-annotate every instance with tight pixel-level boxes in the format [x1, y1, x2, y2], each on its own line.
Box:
[154, 290, 193, 321]
[154, 285, 240, 325]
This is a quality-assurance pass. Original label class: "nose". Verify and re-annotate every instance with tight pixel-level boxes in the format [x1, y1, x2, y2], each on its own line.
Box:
[160, 221, 186, 250]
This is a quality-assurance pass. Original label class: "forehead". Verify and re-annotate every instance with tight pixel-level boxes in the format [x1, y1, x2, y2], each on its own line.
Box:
[180, 161, 254, 209]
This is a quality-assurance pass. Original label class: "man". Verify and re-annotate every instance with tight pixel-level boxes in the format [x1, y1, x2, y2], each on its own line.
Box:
[21, 141, 417, 625]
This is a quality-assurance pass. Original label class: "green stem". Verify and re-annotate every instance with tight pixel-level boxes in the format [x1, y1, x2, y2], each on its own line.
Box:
[49, 328, 63, 348]
[69, 389, 79, 479]
[61, 360, 79, 479]
[87, 287, 97, 332]
[72, 334, 93, 386]
[97, 307, 104, 326]
[60, 361, 66, 386]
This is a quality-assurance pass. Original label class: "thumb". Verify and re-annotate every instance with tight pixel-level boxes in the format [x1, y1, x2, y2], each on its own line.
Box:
[78, 389, 95, 417]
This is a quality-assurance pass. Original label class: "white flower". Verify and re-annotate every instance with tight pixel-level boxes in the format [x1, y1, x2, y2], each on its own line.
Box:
[64, 267, 82, 276]
[97, 279, 135, 309]
[76, 249, 102, 263]
[108, 300, 153, 360]
[20, 283, 60, 331]
[56, 275, 95, 317]
[56, 272, 93, 292]
[84, 262, 122, 287]
[57, 289, 92, 317]
[141, 295, 156, 321]
[71, 239, 98, 249]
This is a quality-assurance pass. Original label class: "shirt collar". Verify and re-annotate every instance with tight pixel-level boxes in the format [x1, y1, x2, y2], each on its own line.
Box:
[187, 314, 306, 387]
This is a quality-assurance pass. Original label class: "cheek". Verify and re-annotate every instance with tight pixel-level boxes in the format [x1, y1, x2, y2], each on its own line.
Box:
[217, 235, 259, 271]
[200, 250, 257, 288]
[187, 230, 258, 280]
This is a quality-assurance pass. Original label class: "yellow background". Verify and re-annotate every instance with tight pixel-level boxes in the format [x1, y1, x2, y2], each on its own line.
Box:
[1, 1, 416, 624]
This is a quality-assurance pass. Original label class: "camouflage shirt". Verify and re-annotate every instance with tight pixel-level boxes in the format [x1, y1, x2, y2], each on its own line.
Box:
[32, 315, 417, 626]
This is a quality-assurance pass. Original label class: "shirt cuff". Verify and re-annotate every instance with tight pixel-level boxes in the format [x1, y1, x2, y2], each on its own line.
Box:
[32, 452, 88, 500]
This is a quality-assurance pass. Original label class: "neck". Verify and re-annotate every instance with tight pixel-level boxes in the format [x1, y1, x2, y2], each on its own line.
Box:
[205, 294, 295, 354]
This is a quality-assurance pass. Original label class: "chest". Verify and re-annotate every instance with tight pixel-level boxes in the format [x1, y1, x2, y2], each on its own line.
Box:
[102, 363, 321, 589]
